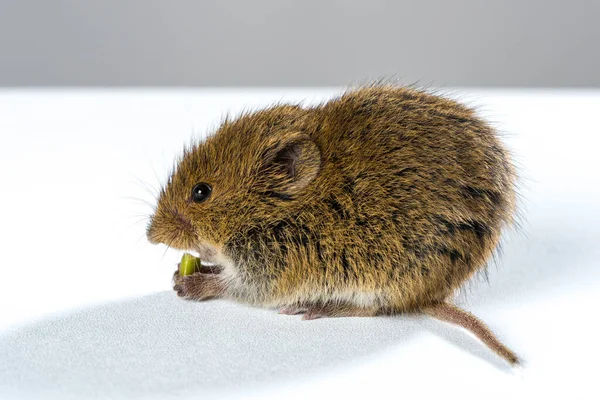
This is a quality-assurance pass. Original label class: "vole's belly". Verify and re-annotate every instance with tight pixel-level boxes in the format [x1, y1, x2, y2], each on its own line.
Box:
[246, 234, 494, 312]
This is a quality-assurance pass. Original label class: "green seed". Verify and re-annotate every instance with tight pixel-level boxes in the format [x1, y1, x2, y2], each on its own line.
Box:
[179, 253, 201, 276]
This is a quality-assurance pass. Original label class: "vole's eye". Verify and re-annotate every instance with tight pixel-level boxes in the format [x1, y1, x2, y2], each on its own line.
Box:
[191, 183, 212, 203]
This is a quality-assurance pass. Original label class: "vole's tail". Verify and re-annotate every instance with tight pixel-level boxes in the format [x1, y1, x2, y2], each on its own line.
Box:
[424, 302, 520, 366]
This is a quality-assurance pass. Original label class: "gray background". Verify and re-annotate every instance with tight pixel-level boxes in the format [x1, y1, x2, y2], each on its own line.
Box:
[1, 0, 598, 87]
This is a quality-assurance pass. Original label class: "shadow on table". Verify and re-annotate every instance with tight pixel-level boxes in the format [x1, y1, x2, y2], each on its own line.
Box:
[0, 289, 508, 400]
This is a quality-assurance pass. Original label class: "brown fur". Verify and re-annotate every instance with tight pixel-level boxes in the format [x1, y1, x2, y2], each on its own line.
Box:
[147, 85, 519, 365]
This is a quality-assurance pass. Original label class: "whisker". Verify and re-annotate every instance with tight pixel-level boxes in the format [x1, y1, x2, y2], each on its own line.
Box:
[119, 196, 156, 209]
[142, 149, 165, 197]
[126, 217, 152, 230]
[162, 230, 179, 259]
[122, 213, 152, 220]
[134, 232, 148, 246]
[129, 173, 160, 200]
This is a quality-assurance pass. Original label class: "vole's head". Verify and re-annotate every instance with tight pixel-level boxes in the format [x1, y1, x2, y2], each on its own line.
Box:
[146, 105, 321, 260]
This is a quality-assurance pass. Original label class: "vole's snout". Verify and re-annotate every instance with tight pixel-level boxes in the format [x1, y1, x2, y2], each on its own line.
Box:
[145, 207, 196, 247]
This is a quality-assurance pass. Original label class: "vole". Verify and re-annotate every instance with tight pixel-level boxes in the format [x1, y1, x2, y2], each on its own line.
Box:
[146, 85, 520, 365]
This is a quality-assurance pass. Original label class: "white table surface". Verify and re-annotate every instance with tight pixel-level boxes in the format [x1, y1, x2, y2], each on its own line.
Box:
[0, 88, 599, 399]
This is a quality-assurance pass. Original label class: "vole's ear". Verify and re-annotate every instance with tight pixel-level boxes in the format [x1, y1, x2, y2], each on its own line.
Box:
[261, 133, 321, 195]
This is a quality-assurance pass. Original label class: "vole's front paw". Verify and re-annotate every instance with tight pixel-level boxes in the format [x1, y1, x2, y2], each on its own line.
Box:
[172, 270, 224, 300]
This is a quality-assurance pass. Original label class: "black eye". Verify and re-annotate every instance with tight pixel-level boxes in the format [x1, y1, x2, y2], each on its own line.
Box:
[191, 183, 212, 203]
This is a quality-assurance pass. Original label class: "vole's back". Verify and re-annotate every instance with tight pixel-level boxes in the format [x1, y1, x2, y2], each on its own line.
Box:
[287, 86, 516, 310]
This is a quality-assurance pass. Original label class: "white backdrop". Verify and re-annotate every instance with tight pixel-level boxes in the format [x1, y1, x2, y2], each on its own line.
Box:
[0, 88, 598, 399]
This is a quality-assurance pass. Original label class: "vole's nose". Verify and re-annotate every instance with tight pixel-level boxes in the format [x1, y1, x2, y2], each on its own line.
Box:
[145, 209, 195, 246]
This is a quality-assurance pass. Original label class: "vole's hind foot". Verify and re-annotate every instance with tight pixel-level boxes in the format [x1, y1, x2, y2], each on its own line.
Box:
[301, 303, 379, 320]
[279, 306, 308, 315]
[172, 270, 225, 300]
